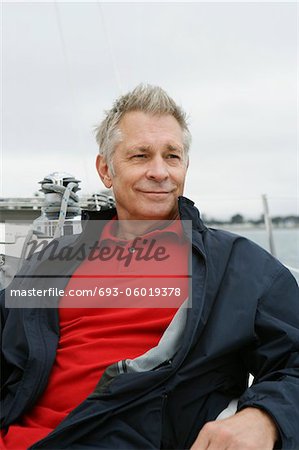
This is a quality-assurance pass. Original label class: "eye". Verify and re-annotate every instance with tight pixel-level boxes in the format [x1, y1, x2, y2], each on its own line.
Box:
[167, 154, 181, 159]
[131, 154, 147, 159]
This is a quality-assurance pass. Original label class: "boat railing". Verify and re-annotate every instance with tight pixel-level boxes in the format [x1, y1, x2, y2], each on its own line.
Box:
[262, 194, 299, 277]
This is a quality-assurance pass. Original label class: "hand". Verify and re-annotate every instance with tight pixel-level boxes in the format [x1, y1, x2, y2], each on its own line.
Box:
[190, 407, 278, 450]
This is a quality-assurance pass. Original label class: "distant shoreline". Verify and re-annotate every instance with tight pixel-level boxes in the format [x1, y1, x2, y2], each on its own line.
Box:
[208, 223, 299, 230]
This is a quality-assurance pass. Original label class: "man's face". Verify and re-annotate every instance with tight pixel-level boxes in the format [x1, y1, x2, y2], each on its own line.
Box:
[96, 111, 188, 221]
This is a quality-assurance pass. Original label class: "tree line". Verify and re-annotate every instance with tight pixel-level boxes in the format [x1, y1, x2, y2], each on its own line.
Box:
[203, 214, 299, 226]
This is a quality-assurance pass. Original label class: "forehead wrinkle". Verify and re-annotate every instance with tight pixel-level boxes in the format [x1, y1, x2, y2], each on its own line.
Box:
[126, 145, 152, 153]
[126, 143, 183, 154]
[166, 143, 183, 153]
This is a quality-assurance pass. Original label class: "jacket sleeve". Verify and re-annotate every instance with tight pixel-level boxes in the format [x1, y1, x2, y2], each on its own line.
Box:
[0, 288, 10, 390]
[237, 266, 299, 449]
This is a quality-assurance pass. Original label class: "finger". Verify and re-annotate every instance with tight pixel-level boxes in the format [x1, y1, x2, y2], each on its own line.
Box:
[206, 441, 229, 450]
[190, 430, 210, 450]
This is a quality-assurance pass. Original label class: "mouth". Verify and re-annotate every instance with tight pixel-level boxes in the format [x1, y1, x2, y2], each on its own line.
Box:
[138, 190, 171, 194]
[138, 191, 171, 198]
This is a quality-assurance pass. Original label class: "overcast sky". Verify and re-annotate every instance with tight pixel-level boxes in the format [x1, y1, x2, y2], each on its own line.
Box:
[2, 1, 298, 219]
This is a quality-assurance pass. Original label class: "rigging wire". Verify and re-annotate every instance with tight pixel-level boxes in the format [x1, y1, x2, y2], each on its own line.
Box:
[53, 1, 124, 193]
[53, 1, 78, 116]
[53, 1, 91, 193]
[95, 1, 123, 93]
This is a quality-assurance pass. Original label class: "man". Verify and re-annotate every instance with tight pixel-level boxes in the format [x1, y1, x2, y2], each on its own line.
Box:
[1, 84, 299, 449]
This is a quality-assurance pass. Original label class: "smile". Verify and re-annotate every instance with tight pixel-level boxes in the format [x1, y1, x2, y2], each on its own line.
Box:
[138, 191, 171, 196]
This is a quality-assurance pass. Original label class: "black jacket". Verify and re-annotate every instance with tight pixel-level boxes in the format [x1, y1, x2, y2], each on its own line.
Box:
[1, 197, 299, 449]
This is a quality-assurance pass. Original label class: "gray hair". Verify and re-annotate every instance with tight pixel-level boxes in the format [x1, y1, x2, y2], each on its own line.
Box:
[95, 84, 191, 172]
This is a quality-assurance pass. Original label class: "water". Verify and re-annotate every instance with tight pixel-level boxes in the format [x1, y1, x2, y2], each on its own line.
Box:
[221, 227, 299, 284]
[1, 224, 298, 284]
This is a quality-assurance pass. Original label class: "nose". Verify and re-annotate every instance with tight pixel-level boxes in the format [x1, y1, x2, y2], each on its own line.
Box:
[145, 156, 169, 182]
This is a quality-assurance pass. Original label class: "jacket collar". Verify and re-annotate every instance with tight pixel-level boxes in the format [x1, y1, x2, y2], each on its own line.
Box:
[81, 196, 206, 232]
[80, 195, 207, 260]
[178, 196, 206, 233]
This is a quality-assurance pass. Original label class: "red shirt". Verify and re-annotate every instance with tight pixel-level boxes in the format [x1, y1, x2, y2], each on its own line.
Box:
[1, 219, 189, 449]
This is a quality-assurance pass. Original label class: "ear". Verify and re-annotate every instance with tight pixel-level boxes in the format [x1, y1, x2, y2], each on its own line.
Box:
[96, 154, 113, 188]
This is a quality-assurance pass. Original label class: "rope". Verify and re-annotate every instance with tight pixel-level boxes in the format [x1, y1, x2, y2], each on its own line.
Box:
[42, 183, 79, 201]
[53, 182, 78, 239]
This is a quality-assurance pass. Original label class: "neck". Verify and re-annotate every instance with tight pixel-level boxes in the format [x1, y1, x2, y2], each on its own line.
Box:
[115, 215, 179, 240]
